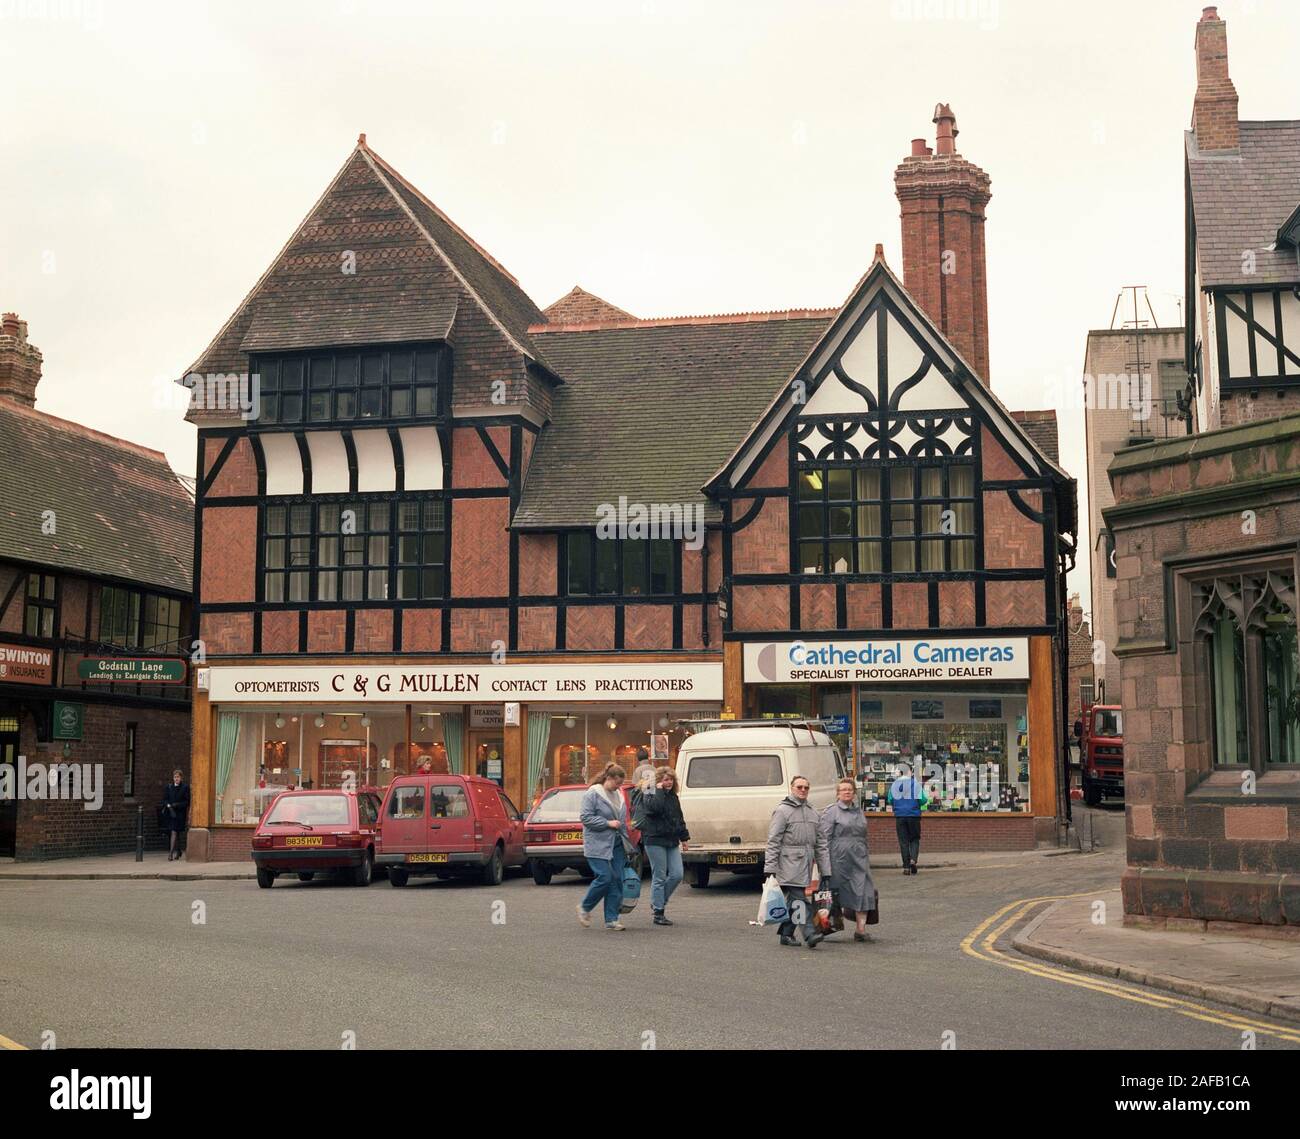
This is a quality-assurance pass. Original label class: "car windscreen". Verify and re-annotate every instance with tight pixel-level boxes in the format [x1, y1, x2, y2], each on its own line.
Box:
[530, 788, 587, 822]
[685, 754, 783, 788]
[1093, 709, 1123, 738]
[265, 795, 350, 826]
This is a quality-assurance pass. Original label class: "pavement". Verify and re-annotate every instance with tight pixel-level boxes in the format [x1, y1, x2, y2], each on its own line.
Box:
[1014, 888, 1300, 1025]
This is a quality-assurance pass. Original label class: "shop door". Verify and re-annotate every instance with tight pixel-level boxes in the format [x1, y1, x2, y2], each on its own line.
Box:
[0, 728, 18, 857]
[469, 731, 505, 787]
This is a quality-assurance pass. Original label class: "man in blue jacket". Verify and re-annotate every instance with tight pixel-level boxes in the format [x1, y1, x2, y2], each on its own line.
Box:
[887, 763, 929, 875]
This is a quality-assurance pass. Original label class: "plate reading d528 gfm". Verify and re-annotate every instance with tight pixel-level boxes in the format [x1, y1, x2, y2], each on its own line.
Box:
[77, 658, 188, 684]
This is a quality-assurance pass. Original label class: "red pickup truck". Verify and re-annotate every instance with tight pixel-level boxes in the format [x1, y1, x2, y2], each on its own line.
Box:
[1075, 704, 1124, 806]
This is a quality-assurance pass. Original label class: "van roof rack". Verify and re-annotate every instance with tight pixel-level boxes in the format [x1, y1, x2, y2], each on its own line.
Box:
[675, 717, 829, 747]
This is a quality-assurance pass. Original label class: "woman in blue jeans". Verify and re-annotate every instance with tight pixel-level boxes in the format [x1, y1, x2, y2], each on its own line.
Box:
[636, 766, 689, 926]
[577, 763, 632, 931]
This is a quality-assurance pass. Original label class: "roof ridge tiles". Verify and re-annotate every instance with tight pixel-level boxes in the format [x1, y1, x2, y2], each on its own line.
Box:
[0, 395, 171, 462]
[531, 307, 839, 334]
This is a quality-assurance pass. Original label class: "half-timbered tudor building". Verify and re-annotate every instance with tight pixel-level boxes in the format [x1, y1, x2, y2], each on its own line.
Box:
[185, 115, 1075, 861]
[1106, 8, 1300, 929]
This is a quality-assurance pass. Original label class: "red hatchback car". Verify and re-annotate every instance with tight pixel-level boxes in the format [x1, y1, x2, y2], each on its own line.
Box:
[375, 773, 528, 887]
[524, 783, 642, 885]
[251, 789, 382, 888]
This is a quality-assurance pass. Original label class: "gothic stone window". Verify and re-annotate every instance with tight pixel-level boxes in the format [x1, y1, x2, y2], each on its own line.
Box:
[1192, 568, 1298, 769]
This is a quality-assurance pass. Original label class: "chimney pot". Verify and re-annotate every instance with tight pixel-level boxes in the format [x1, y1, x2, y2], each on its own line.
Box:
[910, 138, 928, 157]
[0, 310, 42, 407]
[1, 313, 19, 337]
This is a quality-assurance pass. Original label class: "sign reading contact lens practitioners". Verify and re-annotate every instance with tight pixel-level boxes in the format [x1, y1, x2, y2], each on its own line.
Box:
[744, 637, 1030, 683]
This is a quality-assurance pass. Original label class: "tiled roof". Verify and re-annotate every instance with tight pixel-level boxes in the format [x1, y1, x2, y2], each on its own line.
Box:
[1011, 409, 1060, 465]
[183, 140, 556, 417]
[1187, 122, 1300, 287]
[543, 287, 634, 325]
[514, 314, 832, 527]
[0, 398, 193, 592]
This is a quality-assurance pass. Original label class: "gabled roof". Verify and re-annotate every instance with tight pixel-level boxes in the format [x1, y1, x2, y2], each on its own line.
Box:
[181, 138, 557, 414]
[0, 398, 193, 592]
[514, 312, 834, 528]
[543, 286, 634, 325]
[707, 258, 1074, 499]
[1187, 121, 1300, 288]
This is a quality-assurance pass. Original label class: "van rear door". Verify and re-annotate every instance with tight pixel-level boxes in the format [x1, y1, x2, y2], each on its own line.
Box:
[678, 751, 786, 848]
[380, 780, 428, 855]
[427, 780, 476, 854]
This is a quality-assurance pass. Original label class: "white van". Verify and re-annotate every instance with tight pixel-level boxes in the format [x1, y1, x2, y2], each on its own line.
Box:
[673, 720, 847, 887]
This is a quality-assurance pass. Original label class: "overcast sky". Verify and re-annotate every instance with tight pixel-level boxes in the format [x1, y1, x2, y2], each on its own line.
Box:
[3, 0, 1298, 617]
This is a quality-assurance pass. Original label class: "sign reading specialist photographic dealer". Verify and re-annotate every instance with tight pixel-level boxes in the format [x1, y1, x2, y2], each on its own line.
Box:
[744, 637, 1030, 683]
[204, 662, 723, 704]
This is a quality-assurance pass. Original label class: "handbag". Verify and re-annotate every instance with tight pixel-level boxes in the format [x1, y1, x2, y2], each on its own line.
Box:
[618, 865, 642, 914]
[865, 888, 880, 926]
[813, 885, 844, 934]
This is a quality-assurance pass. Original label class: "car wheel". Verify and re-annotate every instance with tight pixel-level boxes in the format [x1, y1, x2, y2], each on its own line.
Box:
[1082, 779, 1101, 807]
[297, 872, 315, 882]
[480, 845, 504, 886]
[389, 867, 409, 888]
[352, 850, 374, 887]
[256, 867, 275, 889]
[687, 863, 710, 889]
[530, 860, 554, 885]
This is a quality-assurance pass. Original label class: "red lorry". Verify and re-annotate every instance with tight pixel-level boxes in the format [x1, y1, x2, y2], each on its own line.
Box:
[1075, 704, 1124, 806]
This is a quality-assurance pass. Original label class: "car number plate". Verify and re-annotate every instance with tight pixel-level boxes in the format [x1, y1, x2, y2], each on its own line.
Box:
[284, 836, 323, 847]
[555, 830, 581, 841]
[716, 853, 758, 865]
[408, 853, 449, 863]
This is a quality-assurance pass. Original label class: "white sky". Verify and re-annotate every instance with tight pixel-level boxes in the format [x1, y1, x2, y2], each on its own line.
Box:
[3, 0, 1298, 619]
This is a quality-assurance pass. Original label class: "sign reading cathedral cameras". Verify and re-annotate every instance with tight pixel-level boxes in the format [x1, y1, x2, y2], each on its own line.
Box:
[206, 663, 723, 704]
[76, 658, 188, 684]
[744, 637, 1031, 683]
[0, 642, 54, 686]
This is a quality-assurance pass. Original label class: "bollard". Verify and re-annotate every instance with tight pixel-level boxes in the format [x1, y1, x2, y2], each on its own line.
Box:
[136, 804, 144, 862]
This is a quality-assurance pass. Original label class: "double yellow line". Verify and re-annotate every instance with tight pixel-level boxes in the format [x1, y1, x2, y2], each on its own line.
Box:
[0, 1033, 25, 1050]
[963, 892, 1300, 1044]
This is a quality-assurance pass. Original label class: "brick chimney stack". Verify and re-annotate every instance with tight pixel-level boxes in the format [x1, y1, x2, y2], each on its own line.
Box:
[894, 104, 993, 384]
[1192, 7, 1238, 151]
[0, 313, 42, 408]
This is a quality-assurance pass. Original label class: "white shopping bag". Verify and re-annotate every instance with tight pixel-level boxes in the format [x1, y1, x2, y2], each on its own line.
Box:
[758, 875, 789, 926]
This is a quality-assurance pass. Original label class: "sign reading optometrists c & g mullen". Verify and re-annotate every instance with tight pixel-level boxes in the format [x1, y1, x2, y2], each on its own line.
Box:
[744, 638, 1030, 684]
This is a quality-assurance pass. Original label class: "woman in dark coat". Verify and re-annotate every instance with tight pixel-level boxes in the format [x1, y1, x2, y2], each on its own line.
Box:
[637, 766, 690, 926]
[819, 778, 878, 942]
[162, 769, 190, 861]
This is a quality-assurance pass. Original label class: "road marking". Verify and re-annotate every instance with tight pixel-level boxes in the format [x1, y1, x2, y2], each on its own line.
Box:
[962, 892, 1300, 1044]
[0, 1032, 27, 1050]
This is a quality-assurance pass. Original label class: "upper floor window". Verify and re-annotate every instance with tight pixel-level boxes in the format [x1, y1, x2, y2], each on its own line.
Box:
[253, 345, 444, 428]
[24, 574, 55, 638]
[100, 587, 182, 650]
[797, 461, 975, 575]
[565, 533, 675, 597]
[262, 497, 446, 604]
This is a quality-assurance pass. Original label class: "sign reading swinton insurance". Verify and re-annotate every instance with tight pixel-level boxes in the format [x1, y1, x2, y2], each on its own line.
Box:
[0, 641, 54, 686]
[744, 638, 1030, 684]
[205, 662, 723, 704]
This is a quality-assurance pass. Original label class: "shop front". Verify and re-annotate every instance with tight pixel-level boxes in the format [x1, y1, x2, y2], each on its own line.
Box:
[187, 657, 722, 860]
[739, 635, 1060, 850]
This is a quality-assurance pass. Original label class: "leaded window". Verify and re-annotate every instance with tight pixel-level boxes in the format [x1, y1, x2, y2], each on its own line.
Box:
[24, 574, 55, 638]
[797, 461, 975, 575]
[565, 534, 676, 597]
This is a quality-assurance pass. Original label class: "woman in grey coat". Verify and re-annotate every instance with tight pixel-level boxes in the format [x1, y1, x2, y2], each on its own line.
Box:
[820, 778, 878, 942]
[764, 774, 832, 949]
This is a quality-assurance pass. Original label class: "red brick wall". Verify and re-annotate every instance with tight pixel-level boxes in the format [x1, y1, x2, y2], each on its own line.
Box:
[565, 605, 615, 651]
[982, 490, 1044, 570]
[732, 584, 788, 632]
[731, 497, 788, 575]
[0, 565, 22, 633]
[985, 579, 1045, 627]
[451, 425, 509, 488]
[938, 581, 975, 626]
[744, 445, 789, 490]
[451, 607, 509, 652]
[799, 583, 835, 630]
[210, 827, 254, 862]
[864, 813, 1036, 853]
[61, 577, 89, 640]
[205, 436, 258, 498]
[892, 581, 928, 628]
[307, 610, 346, 653]
[354, 609, 393, 653]
[846, 583, 882, 628]
[517, 606, 556, 651]
[200, 611, 253, 655]
[980, 426, 1025, 481]
[624, 604, 672, 650]
[200, 506, 257, 603]
[452, 497, 509, 597]
[262, 610, 298, 654]
[402, 608, 442, 652]
[518, 533, 556, 596]
[13, 701, 192, 860]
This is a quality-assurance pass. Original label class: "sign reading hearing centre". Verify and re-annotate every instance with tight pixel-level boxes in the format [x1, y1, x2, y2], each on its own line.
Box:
[204, 663, 723, 704]
[744, 638, 1030, 683]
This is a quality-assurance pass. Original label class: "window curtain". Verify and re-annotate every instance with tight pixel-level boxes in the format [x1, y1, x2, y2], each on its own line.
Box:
[443, 711, 464, 775]
[526, 711, 551, 806]
[214, 712, 240, 824]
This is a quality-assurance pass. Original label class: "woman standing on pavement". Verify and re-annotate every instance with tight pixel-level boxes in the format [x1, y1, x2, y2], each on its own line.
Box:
[577, 763, 633, 931]
[637, 766, 690, 927]
[820, 778, 878, 942]
[161, 768, 190, 861]
[763, 774, 832, 949]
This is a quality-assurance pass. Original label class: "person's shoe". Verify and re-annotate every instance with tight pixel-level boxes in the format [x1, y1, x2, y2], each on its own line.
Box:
[576, 904, 592, 928]
[653, 910, 673, 926]
[804, 932, 825, 949]
[854, 931, 873, 943]
[605, 921, 626, 931]
[779, 934, 799, 947]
